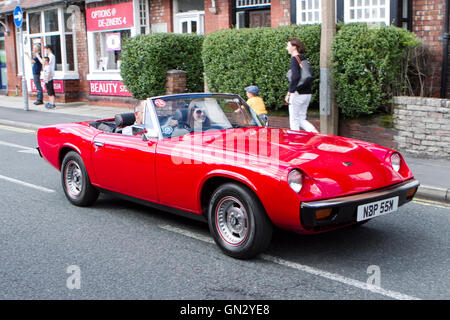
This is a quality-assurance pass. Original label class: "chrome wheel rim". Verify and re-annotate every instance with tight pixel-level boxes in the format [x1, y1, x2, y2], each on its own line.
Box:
[65, 160, 82, 198]
[216, 196, 248, 246]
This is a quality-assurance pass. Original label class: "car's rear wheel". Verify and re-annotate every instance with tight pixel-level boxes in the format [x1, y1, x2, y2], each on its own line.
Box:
[208, 183, 273, 259]
[61, 151, 99, 206]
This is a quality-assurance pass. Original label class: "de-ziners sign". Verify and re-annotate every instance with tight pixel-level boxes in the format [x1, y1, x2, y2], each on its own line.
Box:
[86, 1, 134, 32]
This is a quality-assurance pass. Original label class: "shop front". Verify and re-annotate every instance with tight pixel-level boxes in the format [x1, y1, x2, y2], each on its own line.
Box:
[85, 0, 150, 105]
[21, 3, 81, 102]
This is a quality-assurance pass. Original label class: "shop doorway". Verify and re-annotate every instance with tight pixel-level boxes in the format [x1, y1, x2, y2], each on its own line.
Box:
[0, 33, 6, 92]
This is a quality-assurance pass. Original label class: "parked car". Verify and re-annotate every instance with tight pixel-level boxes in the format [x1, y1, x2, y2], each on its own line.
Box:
[37, 93, 419, 259]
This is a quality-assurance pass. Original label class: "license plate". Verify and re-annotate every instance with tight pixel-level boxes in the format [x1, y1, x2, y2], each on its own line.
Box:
[357, 196, 399, 222]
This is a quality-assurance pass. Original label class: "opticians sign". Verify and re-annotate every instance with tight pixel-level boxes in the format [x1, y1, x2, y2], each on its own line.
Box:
[89, 81, 132, 97]
[86, 1, 134, 32]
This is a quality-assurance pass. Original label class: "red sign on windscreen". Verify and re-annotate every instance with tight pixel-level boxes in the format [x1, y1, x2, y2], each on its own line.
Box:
[86, 2, 134, 32]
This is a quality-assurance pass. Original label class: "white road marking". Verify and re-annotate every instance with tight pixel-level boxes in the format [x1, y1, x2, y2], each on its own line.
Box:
[0, 140, 35, 150]
[160, 224, 215, 244]
[260, 255, 420, 300]
[0, 174, 55, 193]
[18, 149, 39, 154]
[159, 224, 421, 300]
[0, 124, 35, 134]
[0, 140, 38, 155]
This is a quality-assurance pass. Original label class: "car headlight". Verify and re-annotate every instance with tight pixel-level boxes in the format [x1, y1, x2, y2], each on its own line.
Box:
[288, 169, 303, 193]
[391, 153, 401, 172]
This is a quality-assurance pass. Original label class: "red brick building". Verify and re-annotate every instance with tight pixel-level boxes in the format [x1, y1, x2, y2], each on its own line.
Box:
[0, 0, 448, 106]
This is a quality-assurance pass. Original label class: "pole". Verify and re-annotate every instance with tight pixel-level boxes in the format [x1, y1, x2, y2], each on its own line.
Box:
[19, 26, 28, 111]
[319, 0, 337, 135]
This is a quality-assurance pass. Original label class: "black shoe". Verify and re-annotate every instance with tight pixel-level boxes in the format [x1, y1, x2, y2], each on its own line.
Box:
[33, 100, 44, 105]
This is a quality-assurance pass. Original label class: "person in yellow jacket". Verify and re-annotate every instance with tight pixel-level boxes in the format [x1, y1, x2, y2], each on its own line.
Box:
[244, 85, 268, 126]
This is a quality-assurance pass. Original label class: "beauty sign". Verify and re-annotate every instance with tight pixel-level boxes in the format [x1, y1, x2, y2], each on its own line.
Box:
[89, 81, 132, 97]
[86, 2, 134, 32]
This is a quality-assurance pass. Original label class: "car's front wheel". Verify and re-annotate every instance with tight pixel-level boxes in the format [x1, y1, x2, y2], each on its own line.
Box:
[61, 151, 99, 207]
[208, 183, 273, 259]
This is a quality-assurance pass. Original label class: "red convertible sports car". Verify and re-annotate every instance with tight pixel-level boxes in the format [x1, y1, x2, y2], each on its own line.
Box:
[37, 93, 419, 259]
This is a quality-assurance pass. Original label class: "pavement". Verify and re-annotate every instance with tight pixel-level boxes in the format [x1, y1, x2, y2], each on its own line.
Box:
[0, 95, 449, 203]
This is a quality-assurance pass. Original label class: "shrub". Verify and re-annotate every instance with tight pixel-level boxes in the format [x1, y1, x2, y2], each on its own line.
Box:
[332, 24, 421, 118]
[202, 25, 321, 110]
[120, 33, 204, 100]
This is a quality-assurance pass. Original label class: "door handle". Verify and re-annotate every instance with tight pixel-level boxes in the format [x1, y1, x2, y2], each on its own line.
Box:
[94, 141, 104, 147]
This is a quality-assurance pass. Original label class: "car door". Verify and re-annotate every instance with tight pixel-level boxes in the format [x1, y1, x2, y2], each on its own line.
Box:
[91, 132, 158, 202]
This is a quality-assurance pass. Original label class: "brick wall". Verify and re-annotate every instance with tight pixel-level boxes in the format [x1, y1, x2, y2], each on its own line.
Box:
[412, 0, 446, 97]
[165, 69, 186, 94]
[74, 3, 89, 102]
[204, 0, 232, 34]
[393, 96, 450, 158]
[150, 0, 173, 33]
[270, 0, 291, 27]
[4, 16, 19, 96]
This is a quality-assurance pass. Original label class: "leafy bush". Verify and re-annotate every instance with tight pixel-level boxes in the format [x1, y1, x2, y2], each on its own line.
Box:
[120, 33, 204, 100]
[332, 24, 420, 118]
[202, 25, 321, 110]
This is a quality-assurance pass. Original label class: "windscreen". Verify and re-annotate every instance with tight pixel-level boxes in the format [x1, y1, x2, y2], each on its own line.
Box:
[150, 94, 263, 138]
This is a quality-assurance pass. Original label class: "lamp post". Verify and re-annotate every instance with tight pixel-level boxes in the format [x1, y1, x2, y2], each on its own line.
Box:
[13, 1, 28, 111]
[319, 0, 337, 135]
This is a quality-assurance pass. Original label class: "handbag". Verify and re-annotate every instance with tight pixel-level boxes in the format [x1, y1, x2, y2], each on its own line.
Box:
[286, 56, 314, 89]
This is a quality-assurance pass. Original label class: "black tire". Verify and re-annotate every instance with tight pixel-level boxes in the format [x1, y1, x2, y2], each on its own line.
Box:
[208, 183, 273, 259]
[61, 151, 99, 207]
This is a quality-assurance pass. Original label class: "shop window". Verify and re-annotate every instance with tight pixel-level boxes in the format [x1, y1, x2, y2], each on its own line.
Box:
[45, 35, 62, 71]
[44, 9, 59, 32]
[65, 34, 75, 71]
[28, 12, 41, 34]
[25, 7, 77, 74]
[344, 0, 390, 25]
[93, 29, 131, 71]
[296, 0, 322, 25]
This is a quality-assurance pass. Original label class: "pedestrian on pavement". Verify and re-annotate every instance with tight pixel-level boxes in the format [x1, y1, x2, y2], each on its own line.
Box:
[285, 38, 318, 133]
[244, 85, 269, 126]
[42, 57, 56, 109]
[25, 44, 43, 105]
[43, 45, 56, 74]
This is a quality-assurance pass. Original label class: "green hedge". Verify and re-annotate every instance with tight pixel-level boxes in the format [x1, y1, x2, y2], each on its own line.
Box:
[202, 25, 321, 109]
[332, 24, 420, 118]
[120, 33, 204, 100]
[120, 24, 420, 118]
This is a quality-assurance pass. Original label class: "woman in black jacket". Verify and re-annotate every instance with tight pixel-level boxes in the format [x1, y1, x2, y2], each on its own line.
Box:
[285, 38, 318, 133]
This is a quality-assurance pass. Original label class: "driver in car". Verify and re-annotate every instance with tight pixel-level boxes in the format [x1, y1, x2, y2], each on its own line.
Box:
[122, 100, 145, 135]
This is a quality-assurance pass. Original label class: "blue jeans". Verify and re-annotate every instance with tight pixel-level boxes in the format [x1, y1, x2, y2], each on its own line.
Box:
[33, 74, 43, 102]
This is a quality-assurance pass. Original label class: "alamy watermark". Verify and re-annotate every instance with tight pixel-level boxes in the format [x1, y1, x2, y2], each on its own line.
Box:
[367, 265, 381, 287]
[66, 265, 81, 290]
